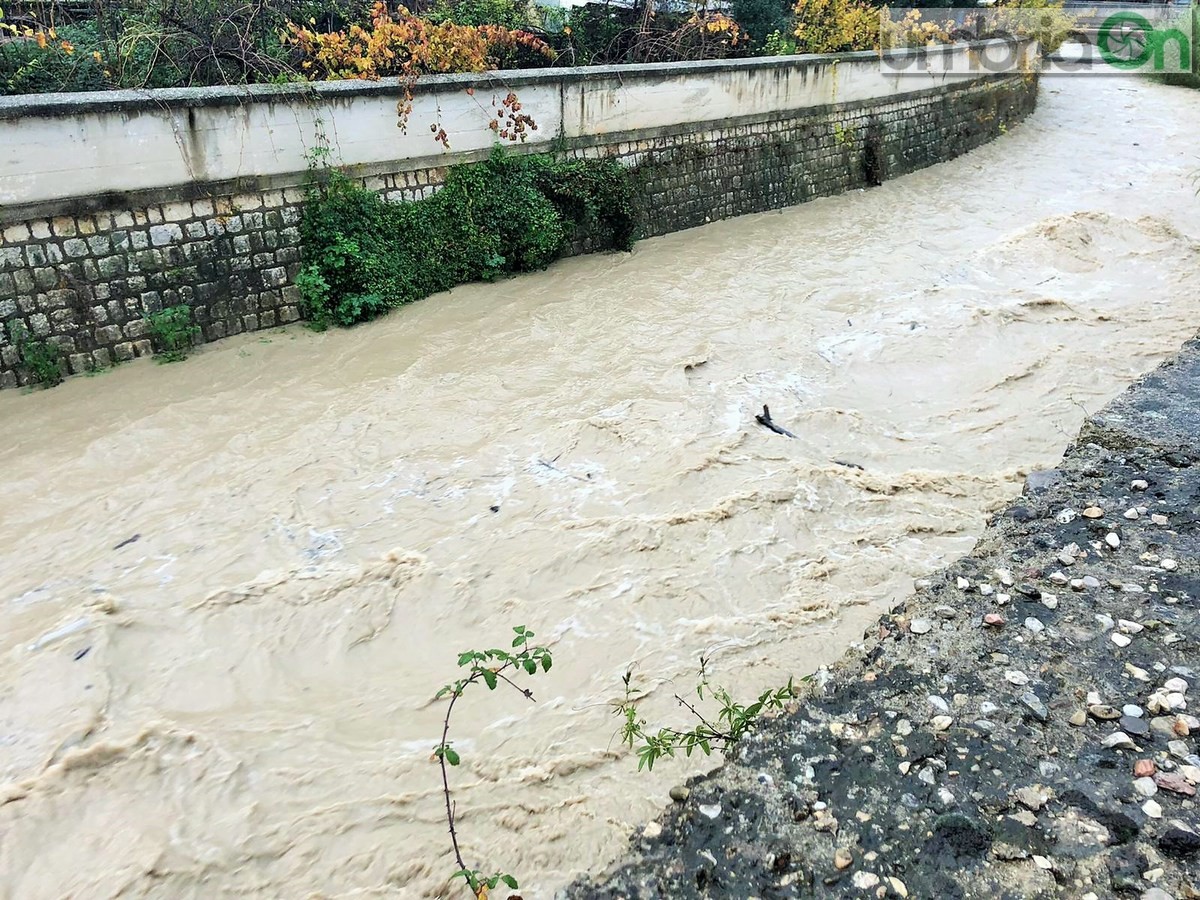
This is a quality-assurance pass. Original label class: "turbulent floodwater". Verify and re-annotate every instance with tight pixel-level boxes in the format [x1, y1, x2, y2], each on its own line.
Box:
[1, 76, 1199, 898]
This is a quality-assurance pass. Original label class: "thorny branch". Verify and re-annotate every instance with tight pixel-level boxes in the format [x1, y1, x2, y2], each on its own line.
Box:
[617, 660, 802, 772]
[434, 625, 552, 897]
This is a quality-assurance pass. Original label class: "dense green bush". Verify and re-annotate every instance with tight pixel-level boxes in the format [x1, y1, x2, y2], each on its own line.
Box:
[0, 22, 109, 94]
[732, 0, 793, 45]
[298, 149, 637, 329]
[0, 0, 779, 93]
[291, 0, 375, 30]
[6, 321, 64, 387]
[425, 0, 529, 30]
[0, 0, 374, 93]
[542, 4, 653, 65]
[97, 0, 297, 88]
[147, 304, 201, 362]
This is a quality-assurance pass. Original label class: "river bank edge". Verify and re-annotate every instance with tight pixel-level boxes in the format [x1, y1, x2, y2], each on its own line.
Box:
[564, 333, 1200, 899]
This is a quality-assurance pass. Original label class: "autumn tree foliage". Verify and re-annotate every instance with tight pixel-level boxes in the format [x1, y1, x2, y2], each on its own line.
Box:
[282, 2, 553, 80]
[283, 1, 552, 145]
[790, 0, 878, 52]
[0, 7, 82, 58]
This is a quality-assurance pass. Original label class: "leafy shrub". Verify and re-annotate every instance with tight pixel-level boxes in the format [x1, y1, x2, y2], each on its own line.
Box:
[789, 0, 879, 53]
[6, 321, 63, 387]
[299, 148, 637, 329]
[0, 22, 109, 94]
[762, 29, 797, 54]
[425, 0, 529, 30]
[147, 304, 201, 362]
[98, 0, 297, 88]
[0, 0, 377, 92]
[880, 9, 951, 49]
[879, 0, 1075, 56]
[617, 662, 801, 771]
[733, 0, 793, 45]
[433, 625, 552, 897]
[429, 628, 802, 895]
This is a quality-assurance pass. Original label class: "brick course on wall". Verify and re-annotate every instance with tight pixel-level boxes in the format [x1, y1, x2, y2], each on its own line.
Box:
[0, 71, 1037, 389]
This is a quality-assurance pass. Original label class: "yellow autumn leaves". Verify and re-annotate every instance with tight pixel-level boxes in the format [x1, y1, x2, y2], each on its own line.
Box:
[783, 0, 1073, 56]
[281, 1, 553, 81]
[789, 0, 879, 53]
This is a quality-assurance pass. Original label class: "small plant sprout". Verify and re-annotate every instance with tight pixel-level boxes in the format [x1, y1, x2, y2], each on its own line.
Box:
[435, 625, 553, 898]
[147, 304, 200, 362]
[7, 321, 63, 387]
[616, 658, 802, 772]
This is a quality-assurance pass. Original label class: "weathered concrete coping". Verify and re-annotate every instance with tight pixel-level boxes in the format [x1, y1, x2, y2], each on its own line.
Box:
[0, 39, 1029, 119]
[0, 37, 1034, 220]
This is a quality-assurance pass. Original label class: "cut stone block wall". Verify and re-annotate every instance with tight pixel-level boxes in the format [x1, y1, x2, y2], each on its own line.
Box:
[0, 48, 1038, 389]
[623, 77, 1038, 239]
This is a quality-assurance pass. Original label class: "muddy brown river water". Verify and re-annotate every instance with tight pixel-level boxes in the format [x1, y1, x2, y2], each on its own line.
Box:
[1, 76, 1199, 898]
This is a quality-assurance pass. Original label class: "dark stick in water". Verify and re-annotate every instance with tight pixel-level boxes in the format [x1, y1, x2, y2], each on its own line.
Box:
[755, 405, 796, 438]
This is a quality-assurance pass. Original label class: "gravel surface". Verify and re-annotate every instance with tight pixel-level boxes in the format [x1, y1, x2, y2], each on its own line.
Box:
[566, 337, 1200, 900]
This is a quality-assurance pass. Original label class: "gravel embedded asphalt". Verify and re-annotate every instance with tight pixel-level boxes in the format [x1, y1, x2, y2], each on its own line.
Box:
[566, 336, 1200, 900]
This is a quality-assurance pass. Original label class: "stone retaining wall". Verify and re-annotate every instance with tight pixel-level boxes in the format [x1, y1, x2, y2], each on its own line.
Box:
[631, 76, 1035, 238]
[0, 48, 1038, 388]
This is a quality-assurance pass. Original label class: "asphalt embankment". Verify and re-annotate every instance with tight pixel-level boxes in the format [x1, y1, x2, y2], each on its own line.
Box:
[566, 336, 1200, 900]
